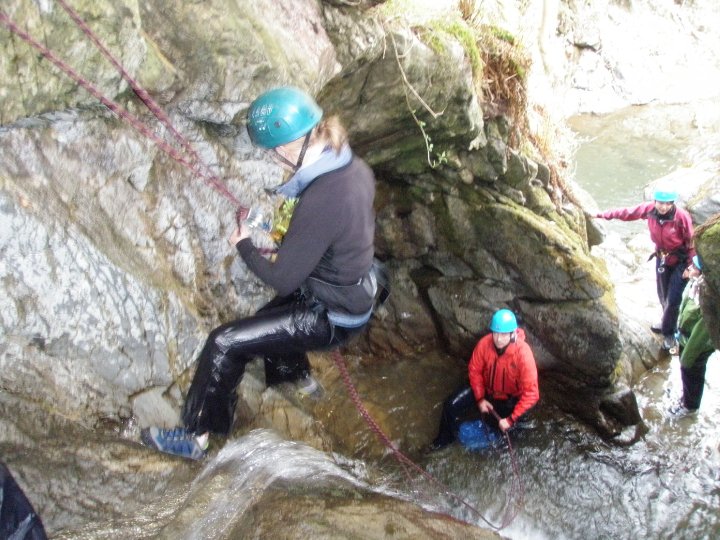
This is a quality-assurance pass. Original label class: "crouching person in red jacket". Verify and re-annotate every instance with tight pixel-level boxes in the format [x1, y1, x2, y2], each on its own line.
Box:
[430, 309, 539, 450]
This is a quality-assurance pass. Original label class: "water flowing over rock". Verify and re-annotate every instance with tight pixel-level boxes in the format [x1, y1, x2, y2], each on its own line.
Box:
[2, 0, 720, 536]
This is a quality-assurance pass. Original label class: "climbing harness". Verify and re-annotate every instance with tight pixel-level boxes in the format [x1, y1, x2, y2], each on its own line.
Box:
[2, 4, 524, 530]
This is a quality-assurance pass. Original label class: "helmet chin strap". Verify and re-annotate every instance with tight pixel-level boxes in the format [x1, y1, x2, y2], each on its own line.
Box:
[295, 131, 311, 170]
[273, 132, 312, 172]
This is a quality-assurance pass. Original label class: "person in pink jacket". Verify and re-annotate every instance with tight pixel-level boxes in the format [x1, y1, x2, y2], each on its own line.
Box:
[429, 309, 539, 450]
[595, 187, 695, 350]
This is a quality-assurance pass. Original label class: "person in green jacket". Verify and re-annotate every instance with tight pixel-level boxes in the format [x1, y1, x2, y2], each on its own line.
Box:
[670, 255, 716, 415]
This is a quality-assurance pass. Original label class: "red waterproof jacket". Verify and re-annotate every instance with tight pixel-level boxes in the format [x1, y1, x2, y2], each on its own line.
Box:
[468, 329, 539, 425]
[597, 202, 695, 267]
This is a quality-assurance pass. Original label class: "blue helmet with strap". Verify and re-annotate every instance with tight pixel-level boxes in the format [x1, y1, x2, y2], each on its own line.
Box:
[247, 87, 323, 149]
[489, 308, 518, 333]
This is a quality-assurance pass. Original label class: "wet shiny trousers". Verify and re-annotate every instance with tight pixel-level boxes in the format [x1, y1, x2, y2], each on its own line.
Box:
[182, 293, 363, 435]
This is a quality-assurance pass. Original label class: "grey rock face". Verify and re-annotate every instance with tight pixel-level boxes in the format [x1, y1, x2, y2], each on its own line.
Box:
[0, 185, 204, 423]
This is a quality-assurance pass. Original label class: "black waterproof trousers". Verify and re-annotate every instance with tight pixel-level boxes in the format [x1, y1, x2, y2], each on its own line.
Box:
[432, 384, 521, 448]
[656, 260, 688, 338]
[182, 292, 363, 435]
[680, 349, 712, 410]
[0, 462, 47, 540]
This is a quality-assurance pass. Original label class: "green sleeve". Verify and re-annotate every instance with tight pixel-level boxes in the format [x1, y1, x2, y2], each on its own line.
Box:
[680, 318, 715, 368]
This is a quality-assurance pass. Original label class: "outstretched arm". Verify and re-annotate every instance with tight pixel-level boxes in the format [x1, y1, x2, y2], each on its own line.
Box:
[595, 201, 654, 221]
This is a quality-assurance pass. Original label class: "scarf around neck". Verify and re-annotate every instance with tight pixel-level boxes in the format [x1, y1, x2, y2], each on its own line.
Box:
[274, 144, 353, 199]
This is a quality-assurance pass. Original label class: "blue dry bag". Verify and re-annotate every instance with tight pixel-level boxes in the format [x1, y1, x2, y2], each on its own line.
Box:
[458, 419, 502, 451]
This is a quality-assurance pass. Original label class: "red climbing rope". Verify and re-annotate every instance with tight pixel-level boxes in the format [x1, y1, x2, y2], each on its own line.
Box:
[331, 349, 525, 530]
[54, 0, 217, 184]
[0, 8, 244, 211]
[489, 408, 526, 529]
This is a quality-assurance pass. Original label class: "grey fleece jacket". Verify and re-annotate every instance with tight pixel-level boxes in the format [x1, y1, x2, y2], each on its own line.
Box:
[237, 156, 376, 314]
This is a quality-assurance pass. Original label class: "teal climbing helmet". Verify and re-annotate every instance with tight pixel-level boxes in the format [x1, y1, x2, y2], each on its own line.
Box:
[247, 86, 323, 149]
[693, 255, 702, 270]
[489, 309, 518, 333]
[653, 188, 678, 202]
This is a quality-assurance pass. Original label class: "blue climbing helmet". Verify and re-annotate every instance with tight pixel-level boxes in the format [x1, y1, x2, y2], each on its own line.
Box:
[653, 187, 678, 203]
[693, 255, 702, 270]
[489, 308, 518, 333]
[247, 87, 323, 149]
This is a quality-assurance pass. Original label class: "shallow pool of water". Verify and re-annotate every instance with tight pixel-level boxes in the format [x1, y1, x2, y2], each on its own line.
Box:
[423, 353, 720, 539]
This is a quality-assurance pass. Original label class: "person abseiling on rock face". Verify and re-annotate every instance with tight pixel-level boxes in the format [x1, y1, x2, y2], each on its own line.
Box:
[594, 185, 695, 351]
[141, 86, 378, 460]
[430, 308, 539, 450]
[669, 255, 716, 416]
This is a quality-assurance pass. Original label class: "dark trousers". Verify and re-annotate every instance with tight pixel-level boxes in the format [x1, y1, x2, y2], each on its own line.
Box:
[432, 384, 519, 447]
[182, 292, 363, 435]
[680, 350, 712, 410]
[0, 462, 47, 540]
[656, 260, 688, 337]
